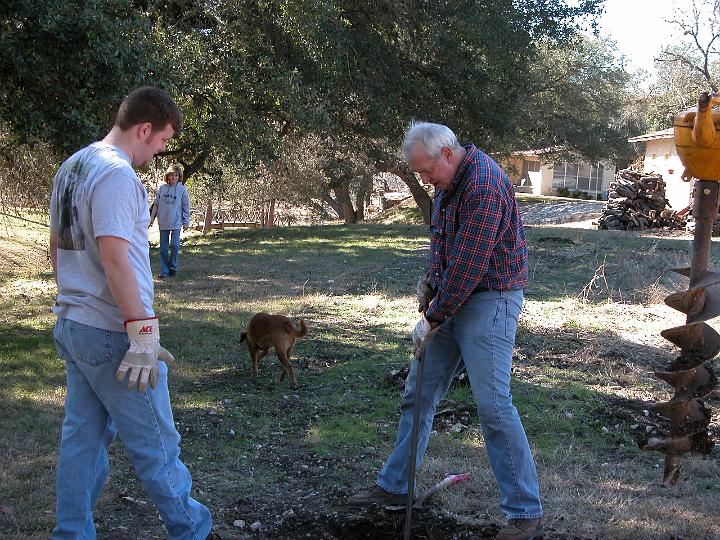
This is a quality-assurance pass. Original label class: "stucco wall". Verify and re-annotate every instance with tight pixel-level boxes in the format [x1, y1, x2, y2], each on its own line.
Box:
[643, 139, 691, 210]
[537, 164, 553, 196]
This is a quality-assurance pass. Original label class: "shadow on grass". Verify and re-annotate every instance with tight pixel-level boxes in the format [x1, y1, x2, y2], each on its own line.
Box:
[0, 325, 65, 392]
[162, 224, 430, 298]
[5, 223, 720, 538]
[166, 223, 716, 305]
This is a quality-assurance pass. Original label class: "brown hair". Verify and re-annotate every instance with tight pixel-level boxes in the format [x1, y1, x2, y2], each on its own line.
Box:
[164, 163, 183, 182]
[114, 86, 182, 134]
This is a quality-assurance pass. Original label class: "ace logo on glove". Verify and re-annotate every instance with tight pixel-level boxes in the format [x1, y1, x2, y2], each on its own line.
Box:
[117, 317, 174, 392]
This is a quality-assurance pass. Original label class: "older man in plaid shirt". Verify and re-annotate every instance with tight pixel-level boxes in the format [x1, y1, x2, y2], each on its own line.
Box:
[350, 122, 543, 540]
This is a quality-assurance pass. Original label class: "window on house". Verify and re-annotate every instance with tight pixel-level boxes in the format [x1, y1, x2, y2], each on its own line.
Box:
[577, 163, 592, 191]
[566, 163, 579, 179]
[553, 162, 578, 191]
[552, 162, 606, 195]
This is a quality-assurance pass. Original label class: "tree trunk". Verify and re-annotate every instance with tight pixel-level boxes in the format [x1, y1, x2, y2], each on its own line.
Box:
[319, 192, 343, 220]
[171, 149, 208, 183]
[266, 198, 276, 227]
[202, 199, 213, 234]
[395, 167, 432, 224]
[355, 190, 365, 222]
[333, 185, 356, 224]
[354, 175, 373, 222]
[376, 153, 432, 224]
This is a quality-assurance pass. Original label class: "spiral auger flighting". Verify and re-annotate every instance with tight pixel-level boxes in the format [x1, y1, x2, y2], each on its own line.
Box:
[639, 92, 720, 485]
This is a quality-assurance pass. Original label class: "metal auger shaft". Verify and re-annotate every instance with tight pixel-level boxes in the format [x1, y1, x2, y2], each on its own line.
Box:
[689, 182, 719, 285]
[644, 180, 719, 485]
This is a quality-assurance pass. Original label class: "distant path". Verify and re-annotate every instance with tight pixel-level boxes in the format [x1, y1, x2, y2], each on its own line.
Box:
[519, 200, 604, 225]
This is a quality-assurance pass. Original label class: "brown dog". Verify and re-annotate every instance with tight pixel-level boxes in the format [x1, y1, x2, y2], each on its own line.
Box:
[240, 313, 307, 387]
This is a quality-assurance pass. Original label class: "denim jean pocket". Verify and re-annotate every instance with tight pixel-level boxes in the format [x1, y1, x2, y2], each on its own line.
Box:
[66, 320, 114, 367]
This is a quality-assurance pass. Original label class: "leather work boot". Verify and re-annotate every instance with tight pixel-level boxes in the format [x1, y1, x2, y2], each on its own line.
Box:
[496, 516, 544, 540]
[348, 485, 407, 506]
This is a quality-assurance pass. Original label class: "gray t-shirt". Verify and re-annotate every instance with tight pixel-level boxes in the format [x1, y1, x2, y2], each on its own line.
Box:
[154, 182, 190, 230]
[50, 142, 154, 332]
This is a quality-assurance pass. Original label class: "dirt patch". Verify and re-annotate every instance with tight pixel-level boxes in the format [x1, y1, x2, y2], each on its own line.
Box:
[229, 505, 601, 540]
[257, 507, 498, 539]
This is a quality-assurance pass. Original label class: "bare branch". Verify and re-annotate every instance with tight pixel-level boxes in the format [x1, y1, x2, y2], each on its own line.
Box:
[660, 0, 720, 91]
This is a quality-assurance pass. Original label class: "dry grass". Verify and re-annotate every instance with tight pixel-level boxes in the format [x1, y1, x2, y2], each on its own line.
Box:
[1, 215, 719, 539]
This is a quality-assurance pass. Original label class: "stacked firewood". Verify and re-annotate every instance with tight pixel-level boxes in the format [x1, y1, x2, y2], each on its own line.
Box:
[597, 170, 686, 230]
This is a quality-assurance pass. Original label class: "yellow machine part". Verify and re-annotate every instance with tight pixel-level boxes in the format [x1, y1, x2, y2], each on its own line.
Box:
[674, 93, 720, 181]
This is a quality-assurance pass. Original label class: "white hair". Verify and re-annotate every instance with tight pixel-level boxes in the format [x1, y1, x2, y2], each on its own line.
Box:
[402, 121, 462, 160]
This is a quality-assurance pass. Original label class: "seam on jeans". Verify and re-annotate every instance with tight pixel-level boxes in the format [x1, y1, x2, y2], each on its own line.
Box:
[142, 386, 200, 538]
[491, 298, 522, 507]
[88, 415, 112, 532]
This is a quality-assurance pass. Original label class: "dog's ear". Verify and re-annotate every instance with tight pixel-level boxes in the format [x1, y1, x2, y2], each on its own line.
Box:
[240, 332, 247, 343]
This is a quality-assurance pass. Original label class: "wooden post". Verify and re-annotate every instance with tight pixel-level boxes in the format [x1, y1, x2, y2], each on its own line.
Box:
[202, 200, 213, 234]
[267, 199, 276, 228]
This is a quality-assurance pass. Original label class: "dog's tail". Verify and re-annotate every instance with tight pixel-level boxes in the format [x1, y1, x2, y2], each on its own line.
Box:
[240, 332, 247, 343]
[297, 319, 308, 338]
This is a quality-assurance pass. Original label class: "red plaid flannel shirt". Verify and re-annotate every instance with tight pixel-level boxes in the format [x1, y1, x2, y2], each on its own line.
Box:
[425, 145, 528, 322]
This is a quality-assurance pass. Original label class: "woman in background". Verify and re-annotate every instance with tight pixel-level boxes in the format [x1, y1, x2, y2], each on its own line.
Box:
[150, 163, 190, 278]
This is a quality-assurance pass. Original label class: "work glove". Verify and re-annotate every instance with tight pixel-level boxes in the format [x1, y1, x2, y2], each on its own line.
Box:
[116, 317, 174, 391]
[411, 316, 432, 358]
[416, 273, 436, 313]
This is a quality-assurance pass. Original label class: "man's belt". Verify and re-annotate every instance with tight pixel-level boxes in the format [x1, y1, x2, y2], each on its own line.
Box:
[472, 285, 524, 294]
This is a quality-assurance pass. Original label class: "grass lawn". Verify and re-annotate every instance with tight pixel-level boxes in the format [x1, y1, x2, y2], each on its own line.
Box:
[1, 212, 718, 539]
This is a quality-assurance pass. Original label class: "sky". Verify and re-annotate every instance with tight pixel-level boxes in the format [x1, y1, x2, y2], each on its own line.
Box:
[595, 0, 683, 74]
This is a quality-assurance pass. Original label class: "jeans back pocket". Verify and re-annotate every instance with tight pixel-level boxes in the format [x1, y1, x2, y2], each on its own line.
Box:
[66, 320, 115, 367]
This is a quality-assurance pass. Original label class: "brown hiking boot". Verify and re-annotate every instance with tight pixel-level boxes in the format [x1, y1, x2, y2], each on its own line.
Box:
[348, 485, 407, 507]
[496, 516, 544, 540]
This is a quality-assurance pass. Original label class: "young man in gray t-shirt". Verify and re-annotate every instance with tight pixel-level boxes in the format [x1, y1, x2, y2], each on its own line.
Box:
[49, 87, 213, 540]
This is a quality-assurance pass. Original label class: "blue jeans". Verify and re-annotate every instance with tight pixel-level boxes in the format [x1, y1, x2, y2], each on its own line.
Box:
[159, 229, 181, 276]
[52, 318, 212, 539]
[376, 290, 543, 519]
